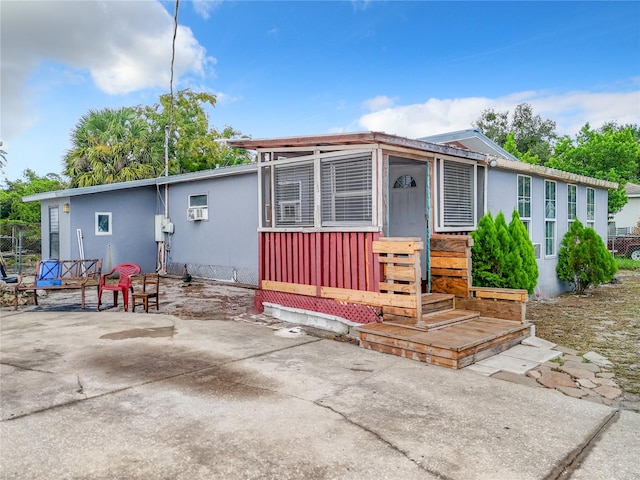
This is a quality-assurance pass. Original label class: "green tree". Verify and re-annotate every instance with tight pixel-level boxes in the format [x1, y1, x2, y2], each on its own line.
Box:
[135, 89, 252, 175]
[547, 123, 640, 214]
[473, 103, 556, 164]
[503, 133, 540, 165]
[508, 210, 538, 294]
[471, 212, 504, 288]
[64, 107, 162, 187]
[495, 211, 521, 288]
[0, 146, 6, 171]
[0, 169, 68, 222]
[472, 211, 539, 293]
[557, 219, 617, 295]
[64, 90, 253, 187]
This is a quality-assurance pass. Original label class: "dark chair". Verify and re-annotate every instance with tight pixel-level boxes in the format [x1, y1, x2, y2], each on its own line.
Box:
[132, 273, 160, 313]
[0, 262, 18, 283]
[98, 263, 141, 312]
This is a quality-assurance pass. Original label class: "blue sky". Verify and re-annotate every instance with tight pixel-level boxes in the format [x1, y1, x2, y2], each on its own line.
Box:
[1, 0, 639, 183]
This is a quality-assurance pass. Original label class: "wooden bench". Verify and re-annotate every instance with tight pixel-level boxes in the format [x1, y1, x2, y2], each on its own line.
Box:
[14, 259, 103, 310]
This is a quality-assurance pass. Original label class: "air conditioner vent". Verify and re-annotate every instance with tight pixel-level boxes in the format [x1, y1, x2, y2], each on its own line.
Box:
[187, 207, 208, 222]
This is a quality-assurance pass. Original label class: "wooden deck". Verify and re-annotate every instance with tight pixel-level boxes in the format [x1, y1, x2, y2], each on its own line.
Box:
[358, 293, 532, 369]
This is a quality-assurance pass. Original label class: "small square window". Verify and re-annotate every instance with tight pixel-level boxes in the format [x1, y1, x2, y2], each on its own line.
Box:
[95, 212, 112, 235]
[189, 194, 208, 208]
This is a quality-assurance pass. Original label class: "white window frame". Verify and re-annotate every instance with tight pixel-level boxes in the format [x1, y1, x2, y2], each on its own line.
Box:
[321, 155, 373, 226]
[188, 193, 208, 208]
[277, 180, 302, 224]
[435, 157, 481, 232]
[544, 180, 556, 257]
[586, 187, 595, 229]
[567, 184, 577, 227]
[95, 212, 112, 236]
[273, 161, 314, 228]
[517, 175, 532, 236]
[261, 149, 376, 231]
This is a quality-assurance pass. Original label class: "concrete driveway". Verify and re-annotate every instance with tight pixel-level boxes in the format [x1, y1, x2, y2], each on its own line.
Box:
[1, 309, 638, 479]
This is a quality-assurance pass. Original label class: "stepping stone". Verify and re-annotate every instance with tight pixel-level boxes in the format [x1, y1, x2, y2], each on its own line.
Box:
[522, 336, 556, 349]
[577, 378, 597, 389]
[537, 370, 576, 389]
[560, 366, 596, 379]
[474, 354, 540, 375]
[583, 351, 613, 367]
[556, 386, 588, 398]
[594, 385, 622, 400]
[502, 344, 562, 363]
[492, 371, 542, 388]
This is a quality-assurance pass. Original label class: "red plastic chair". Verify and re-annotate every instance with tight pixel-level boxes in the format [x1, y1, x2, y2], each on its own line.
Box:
[98, 263, 141, 312]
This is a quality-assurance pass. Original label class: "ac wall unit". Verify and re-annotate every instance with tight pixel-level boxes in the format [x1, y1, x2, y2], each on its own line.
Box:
[187, 207, 208, 222]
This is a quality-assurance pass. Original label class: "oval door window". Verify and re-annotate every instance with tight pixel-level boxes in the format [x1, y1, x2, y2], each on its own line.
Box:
[393, 175, 417, 188]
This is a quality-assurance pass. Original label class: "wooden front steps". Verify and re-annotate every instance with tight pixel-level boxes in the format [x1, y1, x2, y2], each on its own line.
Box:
[358, 292, 532, 369]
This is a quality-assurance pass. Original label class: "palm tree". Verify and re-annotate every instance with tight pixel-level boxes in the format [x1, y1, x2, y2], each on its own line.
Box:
[64, 108, 163, 187]
[0, 143, 7, 171]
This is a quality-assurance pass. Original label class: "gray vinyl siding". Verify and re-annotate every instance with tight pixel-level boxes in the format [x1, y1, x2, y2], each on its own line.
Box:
[74, 188, 157, 273]
[40, 188, 158, 273]
[486, 168, 611, 297]
[166, 172, 258, 283]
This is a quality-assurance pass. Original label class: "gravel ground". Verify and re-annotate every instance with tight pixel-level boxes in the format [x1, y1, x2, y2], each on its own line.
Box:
[528, 269, 640, 410]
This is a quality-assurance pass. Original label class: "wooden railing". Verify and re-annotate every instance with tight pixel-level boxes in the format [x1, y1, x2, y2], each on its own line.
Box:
[430, 234, 472, 297]
[375, 237, 423, 321]
[429, 233, 527, 323]
[457, 287, 528, 322]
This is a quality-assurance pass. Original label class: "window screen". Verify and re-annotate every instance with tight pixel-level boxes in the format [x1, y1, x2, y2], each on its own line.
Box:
[274, 162, 314, 227]
[442, 160, 474, 228]
[321, 155, 372, 225]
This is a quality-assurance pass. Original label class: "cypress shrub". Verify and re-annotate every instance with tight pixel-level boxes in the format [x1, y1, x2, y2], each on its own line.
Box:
[471, 212, 503, 288]
[557, 220, 617, 294]
[472, 210, 539, 293]
[509, 210, 539, 294]
[495, 211, 522, 289]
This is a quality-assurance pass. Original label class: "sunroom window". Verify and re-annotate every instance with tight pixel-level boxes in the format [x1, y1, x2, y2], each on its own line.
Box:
[436, 158, 483, 231]
[321, 155, 372, 225]
[273, 163, 314, 227]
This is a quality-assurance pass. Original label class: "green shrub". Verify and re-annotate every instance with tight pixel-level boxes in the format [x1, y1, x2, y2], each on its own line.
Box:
[471, 212, 503, 288]
[471, 210, 538, 293]
[509, 210, 539, 294]
[557, 220, 617, 294]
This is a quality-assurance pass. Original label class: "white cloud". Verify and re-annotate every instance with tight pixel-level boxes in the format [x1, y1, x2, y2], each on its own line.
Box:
[358, 88, 640, 138]
[192, 0, 223, 20]
[362, 95, 397, 112]
[0, 0, 211, 143]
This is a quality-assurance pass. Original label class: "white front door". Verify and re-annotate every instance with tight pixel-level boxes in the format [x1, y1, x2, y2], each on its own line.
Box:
[389, 162, 429, 281]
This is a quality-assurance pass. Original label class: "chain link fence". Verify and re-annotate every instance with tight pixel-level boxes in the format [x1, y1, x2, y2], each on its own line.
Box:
[168, 262, 258, 287]
[0, 222, 41, 274]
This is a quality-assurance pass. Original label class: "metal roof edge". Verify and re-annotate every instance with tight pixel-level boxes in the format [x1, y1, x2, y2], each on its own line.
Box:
[22, 177, 158, 202]
[22, 163, 258, 203]
[229, 131, 486, 161]
[491, 157, 619, 189]
[156, 163, 257, 185]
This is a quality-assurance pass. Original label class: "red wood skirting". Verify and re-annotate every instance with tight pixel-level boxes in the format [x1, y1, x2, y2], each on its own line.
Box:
[259, 231, 381, 293]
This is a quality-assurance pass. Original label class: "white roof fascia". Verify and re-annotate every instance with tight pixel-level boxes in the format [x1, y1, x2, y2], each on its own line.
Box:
[23, 163, 259, 203]
[490, 156, 618, 189]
